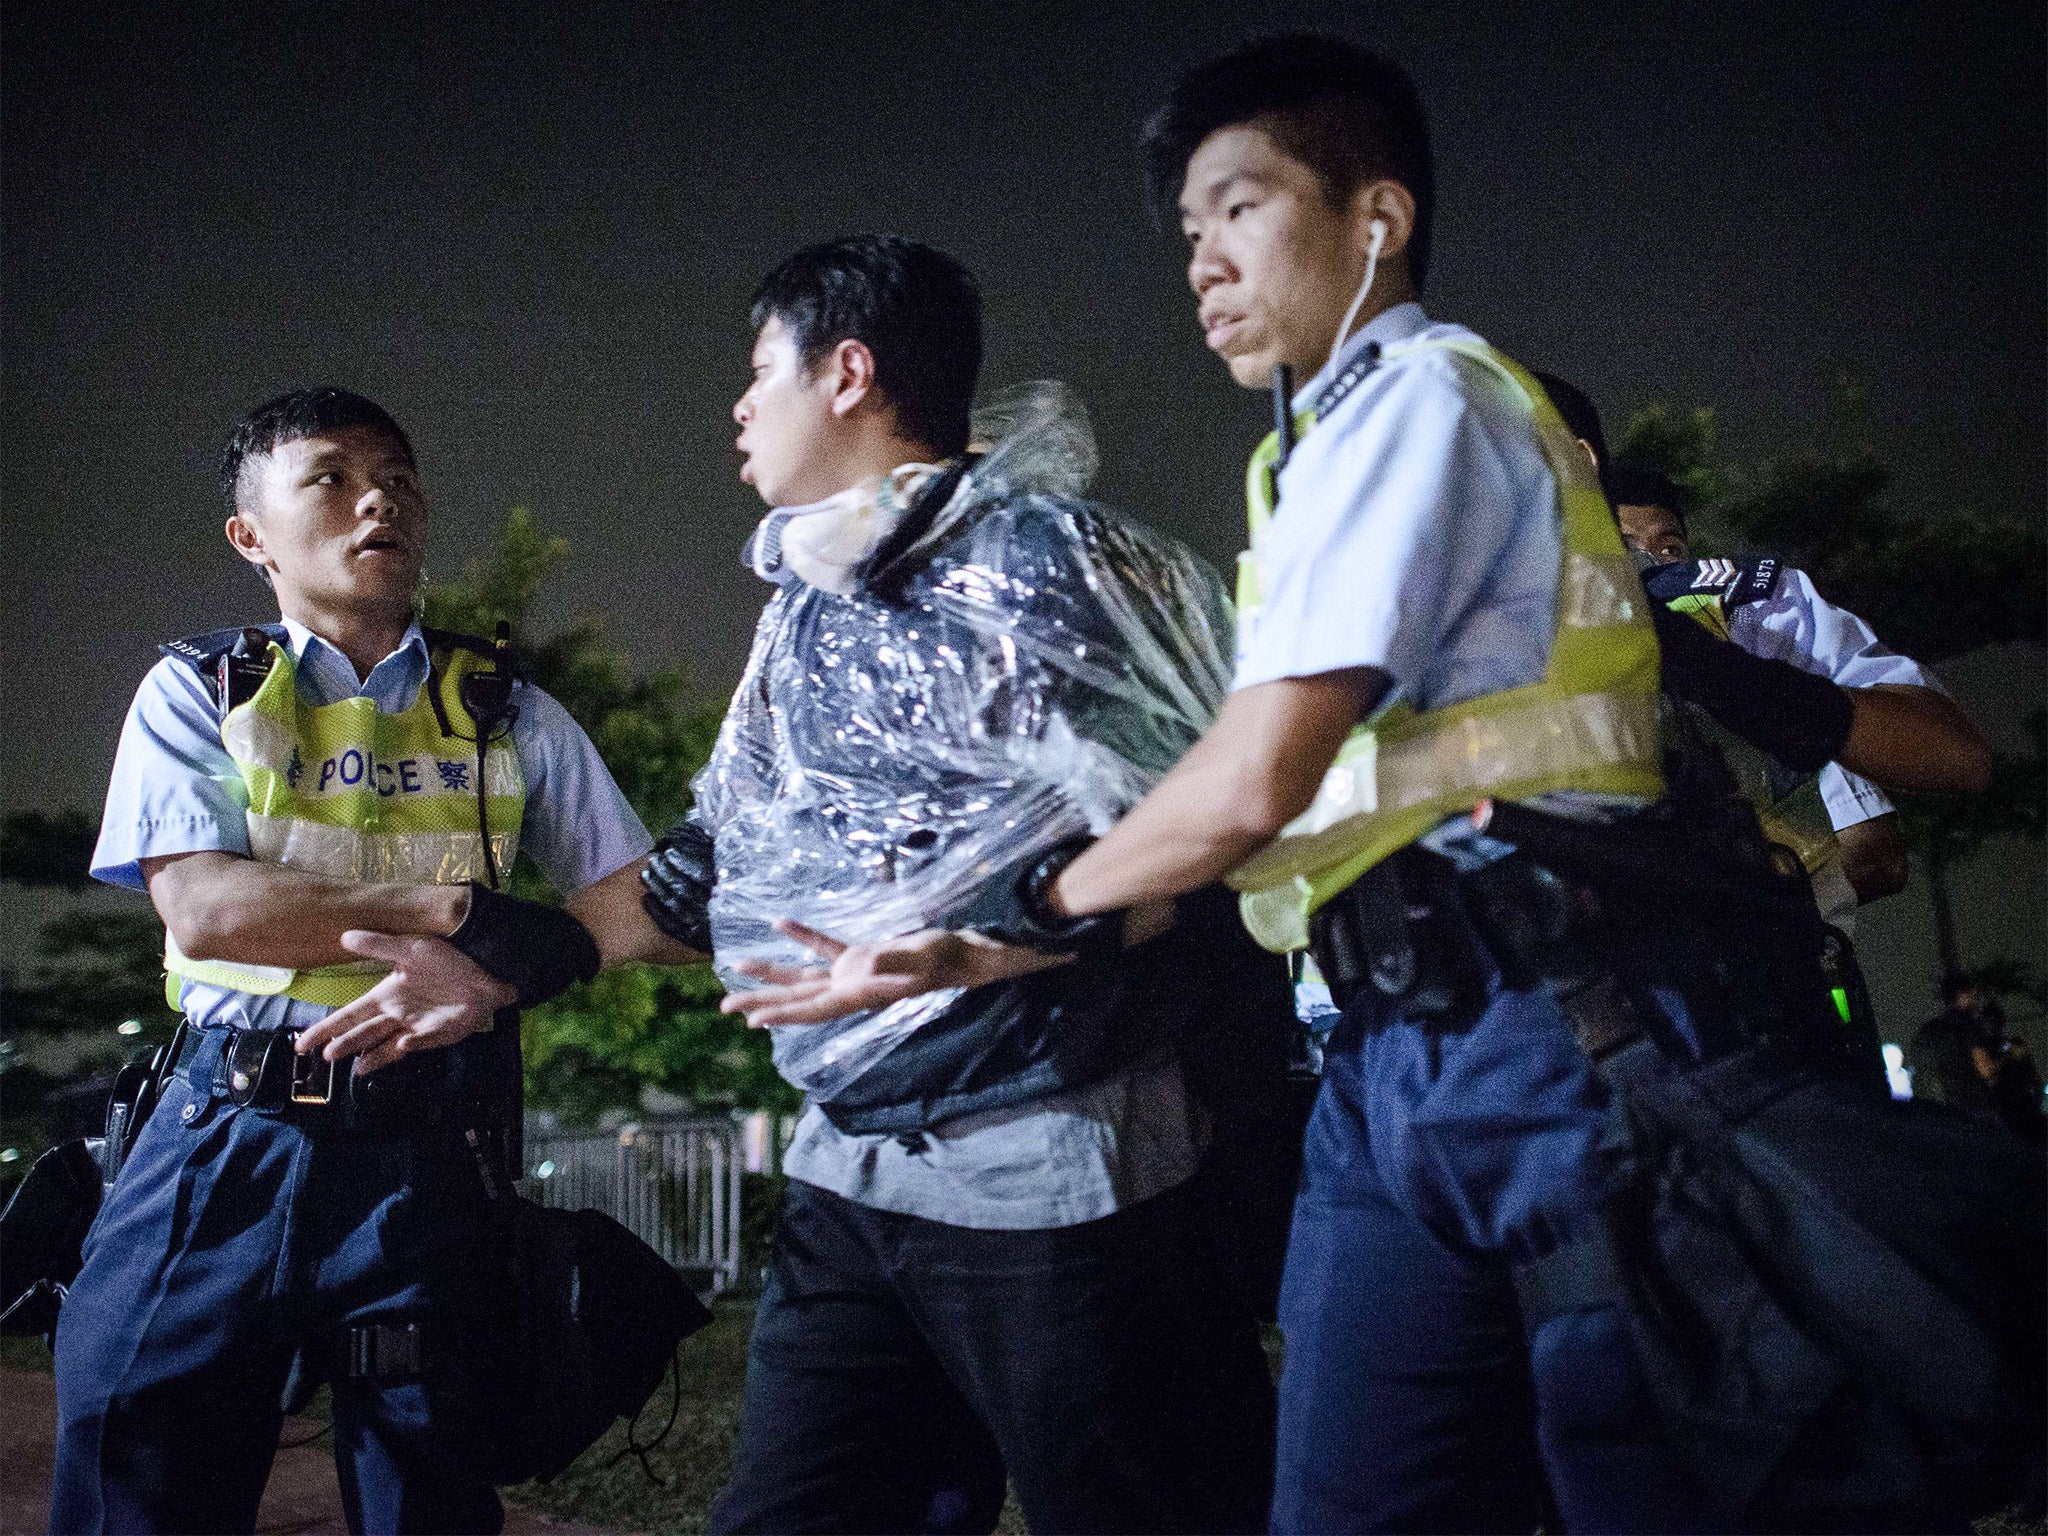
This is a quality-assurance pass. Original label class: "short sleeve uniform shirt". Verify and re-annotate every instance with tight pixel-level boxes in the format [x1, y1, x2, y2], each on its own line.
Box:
[91, 618, 652, 1034]
[1726, 567, 1938, 833]
[1233, 303, 1563, 710]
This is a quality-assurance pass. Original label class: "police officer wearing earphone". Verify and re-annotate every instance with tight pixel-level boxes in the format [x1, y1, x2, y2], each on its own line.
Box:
[53, 387, 666, 1536]
[735, 41, 1698, 1528]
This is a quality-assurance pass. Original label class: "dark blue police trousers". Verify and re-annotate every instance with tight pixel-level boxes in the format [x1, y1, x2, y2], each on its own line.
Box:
[711, 1172, 1277, 1535]
[50, 1065, 503, 1536]
[1271, 978, 1714, 1535]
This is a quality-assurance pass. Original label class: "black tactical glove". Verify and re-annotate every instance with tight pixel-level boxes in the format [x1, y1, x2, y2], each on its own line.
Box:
[949, 835, 1123, 965]
[1651, 606, 1854, 773]
[447, 882, 601, 1008]
[641, 821, 716, 953]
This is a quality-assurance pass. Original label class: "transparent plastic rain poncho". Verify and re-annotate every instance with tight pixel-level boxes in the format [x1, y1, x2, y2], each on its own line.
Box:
[691, 384, 1235, 1103]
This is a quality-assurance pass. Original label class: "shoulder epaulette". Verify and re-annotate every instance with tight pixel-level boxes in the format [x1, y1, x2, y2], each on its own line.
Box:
[420, 626, 492, 659]
[158, 624, 280, 674]
[158, 623, 289, 717]
[1724, 556, 1782, 609]
[1642, 557, 1782, 610]
[1312, 342, 1382, 421]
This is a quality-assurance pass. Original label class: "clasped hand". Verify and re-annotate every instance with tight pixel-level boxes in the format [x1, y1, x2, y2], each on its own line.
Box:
[720, 920, 1067, 1028]
[294, 931, 516, 1075]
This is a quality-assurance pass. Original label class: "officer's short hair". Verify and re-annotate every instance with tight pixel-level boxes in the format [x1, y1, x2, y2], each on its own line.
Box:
[1530, 370, 1610, 470]
[220, 387, 415, 515]
[1141, 34, 1437, 288]
[1605, 460, 1689, 534]
[749, 235, 982, 459]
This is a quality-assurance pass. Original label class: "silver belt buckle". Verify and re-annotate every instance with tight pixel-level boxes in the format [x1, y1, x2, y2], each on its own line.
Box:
[290, 1043, 338, 1105]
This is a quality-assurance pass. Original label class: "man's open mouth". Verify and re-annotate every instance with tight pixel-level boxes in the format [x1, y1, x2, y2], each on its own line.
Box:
[1203, 312, 1247, 351]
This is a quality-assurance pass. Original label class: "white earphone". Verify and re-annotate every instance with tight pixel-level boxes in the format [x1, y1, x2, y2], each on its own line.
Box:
[1327, 217, 1390, 375]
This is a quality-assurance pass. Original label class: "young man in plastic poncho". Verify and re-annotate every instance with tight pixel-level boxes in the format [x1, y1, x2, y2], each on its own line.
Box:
[638, 234, 1288, 1535]
[725, 44, 2042, 1536]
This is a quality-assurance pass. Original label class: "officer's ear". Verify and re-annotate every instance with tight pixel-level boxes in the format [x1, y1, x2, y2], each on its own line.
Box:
[225, 508, 275, 584]
[1349, 179, 1417, 270]
[822, 337, 879, 422]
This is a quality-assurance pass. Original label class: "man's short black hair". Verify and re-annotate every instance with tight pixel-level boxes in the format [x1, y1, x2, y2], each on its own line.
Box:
[1141, 33, 1436, 287]
[749, 234, 982, 458]
[1530, 370, 1609, 469]
[220, 387, 414, 514]
[1605, 460, 1689, 533]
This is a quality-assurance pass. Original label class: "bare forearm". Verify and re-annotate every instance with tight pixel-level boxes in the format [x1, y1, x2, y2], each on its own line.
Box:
[1837, 813, 1909, 904]
[1838, 686, 1991, 795]
[145, 851, 467, 968]
[1051, 670, 1378, 918]
[566, 858, 707, 968]
[1054, 735, 1282, 916]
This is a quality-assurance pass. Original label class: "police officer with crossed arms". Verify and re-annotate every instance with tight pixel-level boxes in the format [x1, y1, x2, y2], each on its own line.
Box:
[57, 387, 699, 1536]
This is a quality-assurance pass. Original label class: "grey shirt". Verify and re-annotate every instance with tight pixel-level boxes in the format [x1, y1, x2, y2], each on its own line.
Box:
[781, 1051, 1208, 1230]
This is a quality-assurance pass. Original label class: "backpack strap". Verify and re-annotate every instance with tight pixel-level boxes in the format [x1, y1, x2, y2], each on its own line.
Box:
[861, 456, 980, 600]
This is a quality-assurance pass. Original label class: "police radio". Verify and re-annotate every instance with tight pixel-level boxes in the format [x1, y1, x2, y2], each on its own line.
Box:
[217, 627, 280, 718]
[1267, 364, 1296, 515]
[459, 621, 520, 889]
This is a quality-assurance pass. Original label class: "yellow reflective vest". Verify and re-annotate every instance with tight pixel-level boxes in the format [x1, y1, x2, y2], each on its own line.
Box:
[163, 635, 525, 1008]
[1228, 337, 1665, 954]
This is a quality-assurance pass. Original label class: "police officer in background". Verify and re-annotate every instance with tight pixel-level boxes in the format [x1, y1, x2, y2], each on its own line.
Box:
[728, 36, 2027, 1533]
[1531, 366, 1988, 929]
[55, 388, 696, 1535]
[1603, 459, 1987, 919]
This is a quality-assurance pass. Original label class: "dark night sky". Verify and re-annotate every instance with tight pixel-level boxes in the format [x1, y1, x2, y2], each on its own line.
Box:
[5, 0, 2045, 993]
[4, 0, 2042, 1033]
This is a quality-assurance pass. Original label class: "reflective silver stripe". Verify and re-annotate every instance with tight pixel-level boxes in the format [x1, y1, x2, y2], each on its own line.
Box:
[1560, 552, 1646, 629]
[1248, 690, 1662, 857]
[222, 706, 296, 777]
[246, 815, 521, 885]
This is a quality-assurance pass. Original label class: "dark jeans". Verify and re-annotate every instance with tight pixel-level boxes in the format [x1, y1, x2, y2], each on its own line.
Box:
[1272, 980, 1712, 1535]
[50, 1070, 502, 1536]
[711, 1175, 1276, 1535]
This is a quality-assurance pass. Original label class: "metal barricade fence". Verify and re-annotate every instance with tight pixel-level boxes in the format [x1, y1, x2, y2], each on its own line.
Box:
[522, 1114, 745, 1295]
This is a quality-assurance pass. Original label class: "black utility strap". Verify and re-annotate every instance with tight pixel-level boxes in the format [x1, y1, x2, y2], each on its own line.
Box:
[343, 1321, 427, 1381]
[1514, 1226, 1623, 1330]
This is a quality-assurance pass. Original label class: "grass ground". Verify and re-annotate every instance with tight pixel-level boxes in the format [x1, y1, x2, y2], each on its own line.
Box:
[9, 1325, 2043, 1536]
[509, 1290, 1031, 1533]
[506, 1293, 755, 1534]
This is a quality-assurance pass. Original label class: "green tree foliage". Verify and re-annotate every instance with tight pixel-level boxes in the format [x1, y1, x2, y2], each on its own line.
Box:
[422, 509, 793, 1120]
[421, 507, 719, 831]
[0, 813, 179, 1184]
[1615, 392, 2045, 663]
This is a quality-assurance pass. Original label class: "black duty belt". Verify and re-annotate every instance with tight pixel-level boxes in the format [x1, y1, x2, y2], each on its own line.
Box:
[1308, 844, 1492, 1030]
[1307, 802, 1830, 1059]
[172, 1026, 459, 1126]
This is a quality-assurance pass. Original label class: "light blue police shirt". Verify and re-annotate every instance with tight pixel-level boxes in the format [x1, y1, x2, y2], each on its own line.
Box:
[91, 618, 652, 1034]
[1728, 567, 1937, 834]
[1234, 303, 1562, 710]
